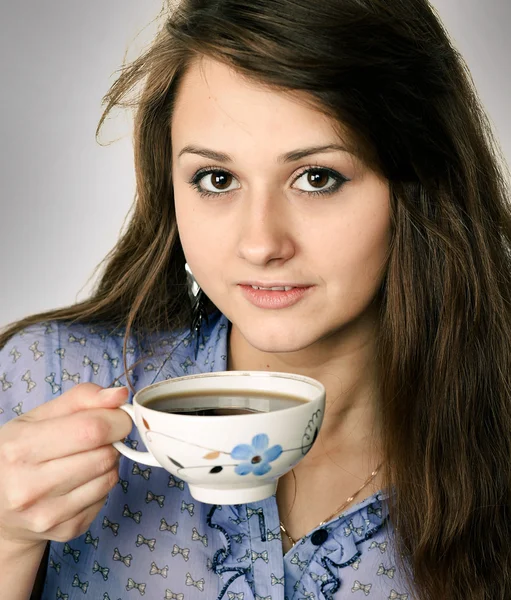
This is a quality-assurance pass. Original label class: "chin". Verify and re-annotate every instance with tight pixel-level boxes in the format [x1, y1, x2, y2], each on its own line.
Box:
[240, 327, 315, 355]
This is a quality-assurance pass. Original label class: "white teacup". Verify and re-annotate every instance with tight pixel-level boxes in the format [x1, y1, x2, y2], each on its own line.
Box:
[113, 371, 325, 504]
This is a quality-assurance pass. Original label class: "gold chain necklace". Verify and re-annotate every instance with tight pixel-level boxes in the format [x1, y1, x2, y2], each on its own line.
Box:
[279, 462, 384, 548]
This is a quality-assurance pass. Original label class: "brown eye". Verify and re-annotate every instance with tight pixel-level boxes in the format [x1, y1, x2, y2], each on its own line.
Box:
[189, 169, 240, 196]
[307, 170, 330, 188]
[210, 171, 233, 190]
[292, 167, 347, 196]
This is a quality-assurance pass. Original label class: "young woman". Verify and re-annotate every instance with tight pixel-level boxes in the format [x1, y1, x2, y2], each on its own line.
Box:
[1, 1, 510, 599]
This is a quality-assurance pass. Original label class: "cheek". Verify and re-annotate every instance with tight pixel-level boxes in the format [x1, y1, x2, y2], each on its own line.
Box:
[175, 193, 205, 258]
[175, 197, 224, 288]
[316, 205, 391, 287]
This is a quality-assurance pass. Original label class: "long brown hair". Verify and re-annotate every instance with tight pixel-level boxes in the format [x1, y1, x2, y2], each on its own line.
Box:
[2, 1, 511, 597]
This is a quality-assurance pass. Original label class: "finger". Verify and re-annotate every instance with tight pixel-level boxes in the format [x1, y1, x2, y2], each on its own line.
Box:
[19, 384, 129, 423]
[47, 495, 109, 544]
[19, 445, 121, 503]
[13, 407, 133, 463]
[22, 470, 118, 536]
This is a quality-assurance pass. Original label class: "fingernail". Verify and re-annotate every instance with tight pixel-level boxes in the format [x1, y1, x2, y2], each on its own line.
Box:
[99, 387, 128, 402]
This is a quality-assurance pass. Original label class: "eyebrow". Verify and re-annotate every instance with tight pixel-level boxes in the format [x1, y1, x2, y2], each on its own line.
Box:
[177, 143, 352, 164]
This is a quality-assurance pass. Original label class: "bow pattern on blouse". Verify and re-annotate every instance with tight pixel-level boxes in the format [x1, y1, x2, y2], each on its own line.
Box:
[0, 373, 12, 391]
[61, 369, 80, 384]
[181, 500, 195, 516]
[69, 334, 86, 346]
[92, 560, 110, 581]
[270, 573, 284, 586]
[146, 491, 165, 507]
[113, 547, 133, 567]
[63, 543, 81, 563]
[172, 544, 190, 561]
[344, 519, 364, 537]
[83, 356, 100, 375]
[150, 561, 169, 577]
[103, 351, 119, 368]
[236, 549, 251, 563]
[369, 540, 388, 553]
[72, 574, 89, 594]
[251, 550, 269, 564]
[21, 370, 36, 392]
[102, 516, 119, 536]
[164, 591, 184, 600]
[12, 401, 23, 415]
[160, 518, 178, 534]
[44, 373, 61, 394]
[49, 557, 61, 573]
[266, 529, 281, 541]
[126, 578, 146, 595]
[133, 463, 152, 480]
[168, 474, 185, 490]
[9, 347, 21, 362]
[310, 572, 329, 583]
[123, 504, 142, 523]
[191, 527, 208, 546]
[352, 580, 372, 596]
[388, 591, 409, 600]
[84, 530, 99, 549]
[29, 341, 44, 361]
[136, 534, 156, 552]
[290, 553, 308, 571]
[185, 573, 205, 591]
[377, 563, 396, 578]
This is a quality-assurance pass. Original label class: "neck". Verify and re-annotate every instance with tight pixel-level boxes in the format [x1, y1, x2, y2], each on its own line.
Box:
[227, 318, 383, 468]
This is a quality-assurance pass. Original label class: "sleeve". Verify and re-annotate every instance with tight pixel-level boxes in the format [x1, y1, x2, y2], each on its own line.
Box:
[0, 320, 129, 427]
[0, 322, 56, 426]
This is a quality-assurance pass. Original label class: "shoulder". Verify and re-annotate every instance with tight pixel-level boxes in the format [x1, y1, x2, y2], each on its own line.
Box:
[0, 311, 230, 426]
[0, 320, 132, 424]
[130, 310, 230, 382]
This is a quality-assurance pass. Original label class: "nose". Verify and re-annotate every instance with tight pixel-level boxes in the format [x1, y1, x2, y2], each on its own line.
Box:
[236, 191, 296, 266]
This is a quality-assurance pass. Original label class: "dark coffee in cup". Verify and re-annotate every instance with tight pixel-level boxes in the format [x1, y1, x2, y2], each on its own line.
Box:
[143, 388, 308, 416]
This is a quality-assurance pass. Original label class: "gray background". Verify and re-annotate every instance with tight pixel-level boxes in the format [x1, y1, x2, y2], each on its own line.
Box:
[1, 0, 510, 327]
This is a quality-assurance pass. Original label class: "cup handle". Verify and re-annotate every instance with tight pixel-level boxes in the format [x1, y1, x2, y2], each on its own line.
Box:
[112, 404, 161, 467]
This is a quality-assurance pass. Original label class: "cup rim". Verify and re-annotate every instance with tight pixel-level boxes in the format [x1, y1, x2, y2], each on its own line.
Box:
[133, 370, 325, 416]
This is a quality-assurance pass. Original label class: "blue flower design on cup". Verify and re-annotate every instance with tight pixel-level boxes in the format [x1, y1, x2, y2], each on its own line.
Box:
[231, 434, 283, 476]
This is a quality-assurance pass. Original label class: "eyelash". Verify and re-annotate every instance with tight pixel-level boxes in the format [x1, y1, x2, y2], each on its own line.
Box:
[187, 165, 349, 199]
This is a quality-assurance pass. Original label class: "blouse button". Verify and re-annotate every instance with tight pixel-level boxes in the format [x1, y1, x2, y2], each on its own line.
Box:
[310, 528, 329, 546]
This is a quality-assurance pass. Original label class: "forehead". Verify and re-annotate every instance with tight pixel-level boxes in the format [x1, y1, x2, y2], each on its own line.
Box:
[171, 57, 343, 146]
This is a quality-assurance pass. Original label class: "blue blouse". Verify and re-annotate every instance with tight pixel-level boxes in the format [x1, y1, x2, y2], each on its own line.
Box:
[0, 311, 414, 599]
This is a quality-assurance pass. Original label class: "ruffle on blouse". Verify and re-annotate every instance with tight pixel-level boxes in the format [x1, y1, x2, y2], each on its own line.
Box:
[296, 491, 392, 600]
[206, 504, 256, 600]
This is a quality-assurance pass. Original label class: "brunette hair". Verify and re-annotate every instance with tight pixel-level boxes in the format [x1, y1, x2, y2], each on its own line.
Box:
[2, 1, 511, 597]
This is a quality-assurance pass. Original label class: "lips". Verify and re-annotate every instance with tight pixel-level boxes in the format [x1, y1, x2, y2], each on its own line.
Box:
[238, 281, 311, 289]
[238, 283, 313, 309]
[249, 285, 294, 291]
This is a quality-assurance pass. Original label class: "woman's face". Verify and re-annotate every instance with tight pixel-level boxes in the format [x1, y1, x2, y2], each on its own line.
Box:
[171, 57, 391, 354]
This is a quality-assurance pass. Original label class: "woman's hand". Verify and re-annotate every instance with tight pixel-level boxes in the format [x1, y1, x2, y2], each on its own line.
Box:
[0, 383, 132, 549]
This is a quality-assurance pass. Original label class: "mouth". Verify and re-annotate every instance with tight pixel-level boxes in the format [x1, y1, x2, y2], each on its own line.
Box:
[237, 283, 313, 309]
[238, 281, 312, 290]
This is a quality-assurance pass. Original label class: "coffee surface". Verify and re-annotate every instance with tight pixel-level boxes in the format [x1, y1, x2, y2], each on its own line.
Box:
[143, 388, 307, 416]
